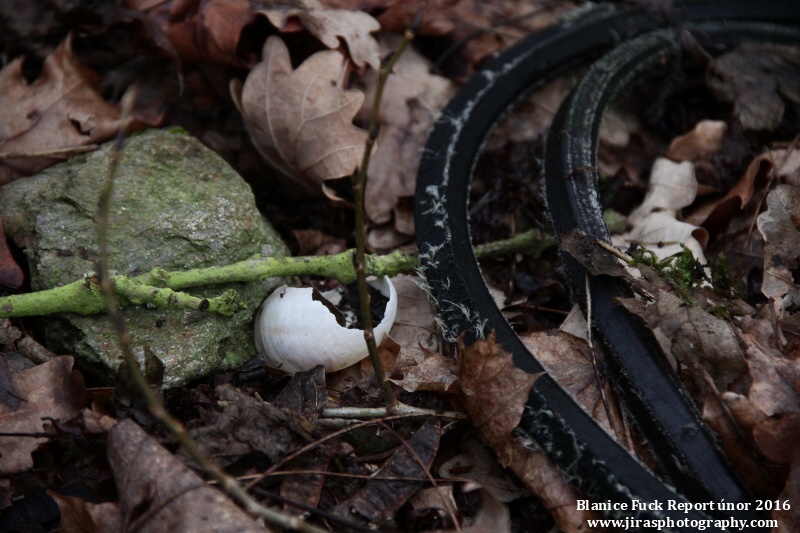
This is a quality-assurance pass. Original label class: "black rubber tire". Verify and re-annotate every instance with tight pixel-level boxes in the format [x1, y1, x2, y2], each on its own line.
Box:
[415, 2, 800, 530]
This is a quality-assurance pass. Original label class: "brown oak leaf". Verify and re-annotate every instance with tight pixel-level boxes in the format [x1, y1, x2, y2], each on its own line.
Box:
[51, 493, 122, 533]
[738, 314, 800, 419]
[0, 37, 120, 184]
[0, 356, 86, 474]
[438, 438, 529, 503]
[258, 0, 380, 69]
[620, 290, 747, 391]
[774, 453, 800, 531]
[107, 419, 267, 532]
[685, 370, 780, 499]
[391, 351, 458, 393]
[232, 36, 367, 195]
[686, 149, 800, 230]
[757, 184, 800, 316]
[519, 329, 630, 445]
[377, 0, 570, 74]
[666, 120, 727, 162]
[129, 0, 257, 67]
[458, 333, 587, 533]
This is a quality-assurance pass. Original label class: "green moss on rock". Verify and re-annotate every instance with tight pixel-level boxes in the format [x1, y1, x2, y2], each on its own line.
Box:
[0, 129, 289, 387]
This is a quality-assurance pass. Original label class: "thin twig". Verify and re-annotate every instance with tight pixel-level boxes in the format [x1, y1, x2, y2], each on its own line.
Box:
[375, 420, 461, 531]
[0, 144, 99, 160]
[351, 16, 422, 413]
[584, 272, 615, 436]
[246, 412, 455, 491]
[321, 403, 466, 420]
[241, 470, 469, 483]
[594, 238, 634, 263]
[96, 88, 327, 533]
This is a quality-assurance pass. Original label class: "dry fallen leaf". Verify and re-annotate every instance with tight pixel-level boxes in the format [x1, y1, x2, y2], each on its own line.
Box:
[270, 366, 329, 515]
[107, 419, 268, 532]
[0, 356, 86, 475]
[387, 274, 441, 364]
[620, 290, 747, 390]
[693, 370, 780, 500]
[0, 37, 120, 184]
[458, 333, 586, 533]
[757, 184, 800, 316]
[438, 438, 529, 503]
[232, 36, 367, 195]
[774, 453, 800, 531]
[409, 485, 458, 516]
[714, 312, 800, 518]
[485, 76, 575, 151]
[291, 228, 347, 256]
[335, 418, 441, 524]
[51, 493, 122, 533]
[463, 488, 512, 533]
[628, 158, 697, 223]
[520, 329, 630, 444]
[366, 224, 412, 250]
[391, 351, 458, 393]
[615, 157, 708, 263]
[666, 120, 728, 162]
[615, 211, 709, 265]
[686, 149, 800, 229]
[278, 453, 329, 518]
[190, 383, 316, 466]
[707, 43, 800, 131]
[258, 0, 380, 69]
[359, 35, 454, 230]
[377, 0, 570, 73]
[738, 314, 800, 419]
[129, 0, 256, 67]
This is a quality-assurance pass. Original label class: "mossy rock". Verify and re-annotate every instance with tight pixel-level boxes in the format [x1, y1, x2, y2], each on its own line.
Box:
[0, 129, 289, 387]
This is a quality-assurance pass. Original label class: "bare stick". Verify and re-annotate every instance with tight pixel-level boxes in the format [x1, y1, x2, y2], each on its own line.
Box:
[96, 89, 327, 533]
[584, 272, 616, 436]
[351, 15, 422, 412]
[0, 145, 99, 160]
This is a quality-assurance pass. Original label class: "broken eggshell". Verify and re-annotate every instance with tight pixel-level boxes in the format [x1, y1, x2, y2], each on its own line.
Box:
[254, 276, 397, 373]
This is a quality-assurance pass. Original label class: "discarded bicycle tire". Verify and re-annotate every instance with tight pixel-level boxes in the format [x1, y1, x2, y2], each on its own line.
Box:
[415, 2, 800, 530]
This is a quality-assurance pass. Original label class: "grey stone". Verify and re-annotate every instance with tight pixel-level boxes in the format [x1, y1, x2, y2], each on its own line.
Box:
[0, 129, 289, 387]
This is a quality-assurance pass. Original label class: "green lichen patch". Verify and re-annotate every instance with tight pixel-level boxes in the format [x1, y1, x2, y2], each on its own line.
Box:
[0, 129, 289, 387]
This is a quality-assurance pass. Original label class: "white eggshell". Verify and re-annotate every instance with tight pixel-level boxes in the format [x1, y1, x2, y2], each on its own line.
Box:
[254, 277, 397, 373]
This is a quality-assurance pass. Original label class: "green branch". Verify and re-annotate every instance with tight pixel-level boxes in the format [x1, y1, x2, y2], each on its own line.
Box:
[0, 229, 551, 319]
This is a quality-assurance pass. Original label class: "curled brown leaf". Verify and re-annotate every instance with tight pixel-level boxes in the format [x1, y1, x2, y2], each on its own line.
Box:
[0, 37, 120, 184]
[258, 0, 380, 69]
[458, 333, 587, 533]
[129, 0, 256, 67]
[108, 419, 267, 532]
[0, 356, 86, 474]
[232, 36, 367, 194]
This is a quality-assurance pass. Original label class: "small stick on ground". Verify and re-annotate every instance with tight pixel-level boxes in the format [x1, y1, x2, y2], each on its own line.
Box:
[95, 88, 328, 533]
[350, 12, 423, 413]
[584, 272, 615, 436]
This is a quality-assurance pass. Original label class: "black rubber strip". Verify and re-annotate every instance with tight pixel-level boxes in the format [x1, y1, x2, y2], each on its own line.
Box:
[415, 2, 800, 531]
[545, 17, 800, 511]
